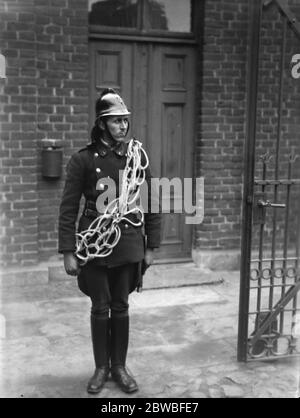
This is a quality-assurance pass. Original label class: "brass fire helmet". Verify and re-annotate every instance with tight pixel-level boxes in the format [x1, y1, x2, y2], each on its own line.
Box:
[95, 90, 131, 119]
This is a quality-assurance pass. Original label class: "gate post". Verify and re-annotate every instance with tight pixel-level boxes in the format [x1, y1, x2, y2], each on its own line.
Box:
[237, 0, 263, 362]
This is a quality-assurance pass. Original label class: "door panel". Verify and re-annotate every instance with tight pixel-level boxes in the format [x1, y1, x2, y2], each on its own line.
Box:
[148, 45, 195, 259]
[90, 41, 196, 261]
[89, 42, 133, 131]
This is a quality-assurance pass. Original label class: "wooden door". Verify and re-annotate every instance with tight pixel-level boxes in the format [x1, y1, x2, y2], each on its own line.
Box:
[90, 41, 196, 262]
[147, 45, 195, 261]
[89, 41, 133, 130]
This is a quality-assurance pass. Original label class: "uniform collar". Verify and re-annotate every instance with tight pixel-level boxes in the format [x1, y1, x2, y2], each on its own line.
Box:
[91, 138, 128, 157]
[88, 140, 128, 157]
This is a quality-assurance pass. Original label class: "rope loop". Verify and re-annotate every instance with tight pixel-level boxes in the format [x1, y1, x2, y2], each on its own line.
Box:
[75, 138, 149, 265]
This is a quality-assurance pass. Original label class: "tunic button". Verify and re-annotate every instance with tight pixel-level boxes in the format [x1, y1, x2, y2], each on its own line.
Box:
[96, 168, 101, 173]
[94, 152, 99, 157]
[124, 224, 128, 229]
[99, 183, 105, 190]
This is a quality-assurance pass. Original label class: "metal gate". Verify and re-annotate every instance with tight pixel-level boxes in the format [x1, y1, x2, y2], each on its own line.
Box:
[238, 0, 300, 361]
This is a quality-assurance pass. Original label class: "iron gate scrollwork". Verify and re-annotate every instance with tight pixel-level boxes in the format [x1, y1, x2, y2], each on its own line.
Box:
[238, 0, 300, 361]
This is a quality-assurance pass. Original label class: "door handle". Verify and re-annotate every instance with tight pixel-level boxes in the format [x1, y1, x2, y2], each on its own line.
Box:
[257, 200, 286, 208]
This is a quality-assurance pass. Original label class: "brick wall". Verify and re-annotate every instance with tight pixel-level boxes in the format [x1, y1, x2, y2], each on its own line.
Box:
[1, 0, 299, 269]
[0, 0, 39, 267]
[0, 0, 89, 268]
[194, 0, 249, 251]
[35, 0, 89, 262]
[194, 0, 300, 255]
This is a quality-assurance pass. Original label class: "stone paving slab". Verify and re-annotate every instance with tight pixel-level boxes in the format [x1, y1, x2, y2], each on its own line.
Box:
[0, 269, 299, 398]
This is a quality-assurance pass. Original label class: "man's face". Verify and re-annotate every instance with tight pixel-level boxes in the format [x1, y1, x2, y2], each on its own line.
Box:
[105, 116, 129, 142]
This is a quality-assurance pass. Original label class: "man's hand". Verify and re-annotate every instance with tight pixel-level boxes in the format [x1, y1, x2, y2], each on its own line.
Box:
[144, 248, 154, 266]
[141, 248, 154, 276]
[64, 252, 81, 276]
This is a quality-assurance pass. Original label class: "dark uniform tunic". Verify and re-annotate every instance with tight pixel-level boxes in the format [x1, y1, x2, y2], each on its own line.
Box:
[58, 139, 161, 290]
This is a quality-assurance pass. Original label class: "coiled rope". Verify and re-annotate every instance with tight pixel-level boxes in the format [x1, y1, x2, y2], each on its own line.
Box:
[75, 138, 149, 265]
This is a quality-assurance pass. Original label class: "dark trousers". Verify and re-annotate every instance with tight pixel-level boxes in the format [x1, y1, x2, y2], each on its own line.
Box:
[78, 263, 137, 367]
[78, 262, 136, 317]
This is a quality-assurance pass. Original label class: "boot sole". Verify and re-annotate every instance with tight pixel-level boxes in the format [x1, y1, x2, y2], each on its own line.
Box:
[87, 374, 109, 394]
[123, 386, 139, 394]
[87, 388, 103, 394]
[111, 377, 139, 394]
[87, 387, 104, 394]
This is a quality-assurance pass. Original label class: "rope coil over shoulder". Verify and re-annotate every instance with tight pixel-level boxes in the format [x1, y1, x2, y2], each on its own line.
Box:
[75, 138, 149, 265]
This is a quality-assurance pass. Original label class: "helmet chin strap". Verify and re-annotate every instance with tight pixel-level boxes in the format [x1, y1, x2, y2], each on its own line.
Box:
[100, 119, 118, 148]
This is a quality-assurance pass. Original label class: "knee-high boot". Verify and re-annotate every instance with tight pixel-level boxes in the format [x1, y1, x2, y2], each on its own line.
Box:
[87, 315, 110, 394]
[110, 315, 138, 393]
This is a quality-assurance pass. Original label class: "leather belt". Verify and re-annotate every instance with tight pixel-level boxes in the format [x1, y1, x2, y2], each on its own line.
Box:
[83, 200, 141, 224]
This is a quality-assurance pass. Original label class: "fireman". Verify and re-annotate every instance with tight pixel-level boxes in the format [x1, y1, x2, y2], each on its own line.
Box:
[58, 88, 161, 394]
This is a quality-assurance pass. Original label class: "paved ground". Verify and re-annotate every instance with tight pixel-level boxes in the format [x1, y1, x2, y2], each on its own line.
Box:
[0, 265, 299, 398]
